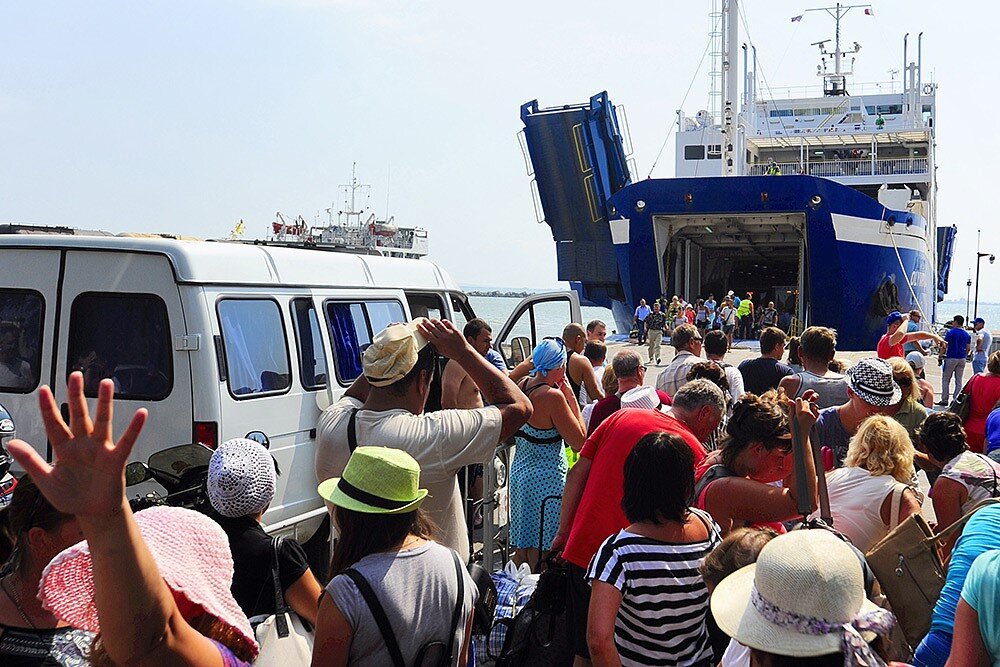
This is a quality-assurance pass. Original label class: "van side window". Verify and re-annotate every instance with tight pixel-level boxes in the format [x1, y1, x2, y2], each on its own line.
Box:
[290, 299, 328, 390]
[218, 299, 292, 398]
[406, 293, 445, 321]
[68, 293, 172, 400]
[0, 290, 44, 393]
[324, 300, 405, 384]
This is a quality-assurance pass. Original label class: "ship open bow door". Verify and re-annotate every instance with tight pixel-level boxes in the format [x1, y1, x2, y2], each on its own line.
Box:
[653, 213, 809, 327]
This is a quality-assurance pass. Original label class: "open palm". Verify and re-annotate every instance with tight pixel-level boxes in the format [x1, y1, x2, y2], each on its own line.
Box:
[7, 372, 147, 518]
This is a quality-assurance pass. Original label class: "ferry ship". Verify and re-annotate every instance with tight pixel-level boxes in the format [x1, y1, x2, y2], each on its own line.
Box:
[261, 164, 428, 260]
[518, 2, 955, 350]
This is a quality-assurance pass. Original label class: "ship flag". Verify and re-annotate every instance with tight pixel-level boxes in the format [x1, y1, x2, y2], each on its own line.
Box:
[791, 14, 803, 22]
[864, 8, 874, 15]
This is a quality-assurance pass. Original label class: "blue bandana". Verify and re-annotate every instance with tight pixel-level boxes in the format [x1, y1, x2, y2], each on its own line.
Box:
[531, 339, 567, 377]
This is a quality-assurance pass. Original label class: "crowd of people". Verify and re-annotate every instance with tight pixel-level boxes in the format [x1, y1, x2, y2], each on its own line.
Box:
[1, 307, 1000, 667]
[634, 291, 795, 351]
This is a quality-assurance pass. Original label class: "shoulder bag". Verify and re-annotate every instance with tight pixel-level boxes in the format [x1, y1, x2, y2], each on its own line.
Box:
[344, 549, 466, 667]
[948, 374, 978, 421]
[252, 537, 315, 666]
[865, 497, 1000, 649]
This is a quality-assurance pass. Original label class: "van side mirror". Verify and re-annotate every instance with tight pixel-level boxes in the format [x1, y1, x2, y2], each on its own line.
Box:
[245, 431, 270, 449]
[125, 461, 151, 486]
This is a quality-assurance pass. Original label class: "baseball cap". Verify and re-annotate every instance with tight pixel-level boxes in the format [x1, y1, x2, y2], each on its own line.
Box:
[884, 311, 903, 326]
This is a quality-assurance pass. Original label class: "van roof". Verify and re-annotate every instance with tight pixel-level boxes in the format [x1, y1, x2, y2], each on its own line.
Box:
[0, 234, 460, 290]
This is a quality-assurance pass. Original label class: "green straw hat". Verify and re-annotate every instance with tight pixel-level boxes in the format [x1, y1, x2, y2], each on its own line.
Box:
[317, 446, 427, 515]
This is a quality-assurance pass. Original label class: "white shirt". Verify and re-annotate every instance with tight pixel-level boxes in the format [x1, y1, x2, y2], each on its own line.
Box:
[819, 466, 912, 552]
[579, 364, 605, 405]
[709, 358, 745, 411]
[976, 330, 993, 360]
[315, 397, 503, 562]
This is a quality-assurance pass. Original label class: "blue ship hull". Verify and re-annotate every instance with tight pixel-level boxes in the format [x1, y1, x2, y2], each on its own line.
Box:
[603, 175, 935, 351]
[519, 93, 955, 352]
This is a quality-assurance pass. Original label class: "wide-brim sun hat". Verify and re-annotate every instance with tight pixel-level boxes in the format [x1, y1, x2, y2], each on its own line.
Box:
[711, 530, 893, 660]
[207, 438, 276, 518]
[362, 318, 430, 387]
[39, 505, 258, 659]
[846, 357, 902, 407]
[318, 446, 428, 515]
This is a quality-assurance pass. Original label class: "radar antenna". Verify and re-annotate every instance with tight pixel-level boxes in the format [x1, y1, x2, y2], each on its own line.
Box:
[797, 3, 871, 95]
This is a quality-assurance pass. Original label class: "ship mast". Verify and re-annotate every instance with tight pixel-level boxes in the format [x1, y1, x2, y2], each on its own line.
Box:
[800, 3, 870, 95]
[721, 0, 738, 176]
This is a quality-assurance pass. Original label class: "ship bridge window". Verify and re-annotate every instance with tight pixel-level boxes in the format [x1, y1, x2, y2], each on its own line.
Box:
[684, 145, 706, 160]
[707, 144, 721, 159]
[922, 104, 932, 113]
[769, 109, 793, 118]
[866, 104, 904, 115]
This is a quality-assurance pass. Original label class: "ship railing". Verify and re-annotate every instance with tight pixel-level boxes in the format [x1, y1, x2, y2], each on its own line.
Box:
[760, 80, 906, 100]
[749, 157, 928, 177]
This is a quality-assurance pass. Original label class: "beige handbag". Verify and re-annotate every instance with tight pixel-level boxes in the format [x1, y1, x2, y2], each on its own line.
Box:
[866, 498, 1000, 649]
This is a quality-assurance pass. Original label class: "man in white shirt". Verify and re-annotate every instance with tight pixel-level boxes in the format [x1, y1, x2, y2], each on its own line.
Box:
[655, 324, 704, 399]
[973, 317, 992, 374]
[315, 318, 532, 562]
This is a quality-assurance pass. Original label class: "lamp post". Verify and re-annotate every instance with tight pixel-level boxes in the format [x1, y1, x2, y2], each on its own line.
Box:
[967, 276, 973, 323]
[974, 229, 995, 321]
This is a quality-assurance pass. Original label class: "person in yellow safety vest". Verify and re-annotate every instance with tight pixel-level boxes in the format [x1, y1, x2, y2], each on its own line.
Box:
[766, 158, 781, 175]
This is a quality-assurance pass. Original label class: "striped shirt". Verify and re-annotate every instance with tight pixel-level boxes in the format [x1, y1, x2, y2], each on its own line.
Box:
[585, 509, 721, 667]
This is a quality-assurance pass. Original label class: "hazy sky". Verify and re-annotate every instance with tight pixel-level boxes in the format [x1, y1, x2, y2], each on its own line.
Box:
[2, 1, 997, 296]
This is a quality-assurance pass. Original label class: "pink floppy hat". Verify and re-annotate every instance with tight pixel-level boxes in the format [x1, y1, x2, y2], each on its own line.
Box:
[38, 505, 258, 659]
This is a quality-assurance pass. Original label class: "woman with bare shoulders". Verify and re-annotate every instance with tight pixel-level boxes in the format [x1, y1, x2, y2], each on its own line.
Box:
[509, 339, 586, 569]
[694, 390, 819, 536]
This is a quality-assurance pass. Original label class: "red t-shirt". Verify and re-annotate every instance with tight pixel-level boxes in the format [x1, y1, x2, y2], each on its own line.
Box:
[685, 310, 696, 324]
[966, 374, 1000, 451]
[877, 333, 905, 360]
[586, 389, 672, 436]
[562, 408, 708, 569]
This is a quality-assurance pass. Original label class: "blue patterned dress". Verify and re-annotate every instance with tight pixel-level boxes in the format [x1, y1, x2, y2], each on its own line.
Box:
[509, 423, 567, 550]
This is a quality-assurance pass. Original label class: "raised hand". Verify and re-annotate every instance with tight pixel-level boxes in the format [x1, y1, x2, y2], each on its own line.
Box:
[790, 389, 821, 433]
[417, 318, 472, 360]
[7, 372, 147, 518]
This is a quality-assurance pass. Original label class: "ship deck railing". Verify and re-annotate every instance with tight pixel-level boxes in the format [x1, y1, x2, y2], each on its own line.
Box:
[748, 156, 928, 178]
[761, 80, 907, 100]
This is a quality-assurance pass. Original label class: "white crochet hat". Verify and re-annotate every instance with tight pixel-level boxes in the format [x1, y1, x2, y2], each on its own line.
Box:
[207, 438, 276, 518]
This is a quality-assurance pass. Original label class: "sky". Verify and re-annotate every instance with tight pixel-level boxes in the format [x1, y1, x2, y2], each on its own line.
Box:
[2, 1, 998, 296]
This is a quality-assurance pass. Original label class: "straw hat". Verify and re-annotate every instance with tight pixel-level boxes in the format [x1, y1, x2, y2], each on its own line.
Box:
[846, 358, 902, 407]
[318, 446, 427, 515]
[39, 506, 258, 659]
[711, 530, 893, 660]
[362, 319, 429, 387]
[207, 438, 276, 518]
